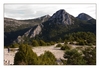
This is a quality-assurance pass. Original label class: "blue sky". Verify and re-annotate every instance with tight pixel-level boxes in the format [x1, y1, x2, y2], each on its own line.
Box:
[4, 4, 96, 20]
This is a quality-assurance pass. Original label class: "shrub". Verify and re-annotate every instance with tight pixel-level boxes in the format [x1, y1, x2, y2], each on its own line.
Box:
[39, 40, 47, 46]
[14, 44, 38, 65]
[77, 40, 85, 45]
[61, 44, 71, 50]
[88, 43, 93, 46]
[83, 47, 96, 65]
[64, 39, 68, 44]
[56, 44, 62, 47]
[10, 43, 19, 48]
[64, 49, 86, 65]
[32, 40, 39, 46]
[38, 51, 57, 65]
[46, 43, 51, 46]
[50, 41, 55, 45]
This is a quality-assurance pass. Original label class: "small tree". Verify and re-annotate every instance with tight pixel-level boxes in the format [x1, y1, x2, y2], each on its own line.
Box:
[10, 43, 19, 48]
[50, 41, 55, 45]
[14, 44, 38, 65]
[39, 40, 46, 46]
[61, 44, 71, 50]
[38, 51, 57, 65]
[78, 40, 85, 45]
[32, 40, 39, 46]
[64, 49, 86, 65]
[56, 44, 62, 47]
[83, 47, 96, 65]
[64, 39, 68, 44]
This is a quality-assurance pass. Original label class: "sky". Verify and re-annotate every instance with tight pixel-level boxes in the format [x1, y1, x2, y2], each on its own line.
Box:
[4, 3, 96, 20]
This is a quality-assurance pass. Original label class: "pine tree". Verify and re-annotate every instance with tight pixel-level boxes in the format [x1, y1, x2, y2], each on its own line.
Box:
[32, 40, 39, 46]
[14, 44, 38, 65]
[64, 49, 86, 65]
[39, 40, 46, 46]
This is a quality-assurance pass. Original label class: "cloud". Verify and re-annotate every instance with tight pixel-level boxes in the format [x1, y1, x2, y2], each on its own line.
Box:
[4, 4, 96, 20]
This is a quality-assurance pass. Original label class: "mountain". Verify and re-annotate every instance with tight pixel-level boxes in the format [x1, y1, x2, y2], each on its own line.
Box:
[4, 15, 50, 32]
[77, 13, 93, 21]
[4, 15, 50, 46]
[4, 9, 96, 46]
[39, 9, 96, 41]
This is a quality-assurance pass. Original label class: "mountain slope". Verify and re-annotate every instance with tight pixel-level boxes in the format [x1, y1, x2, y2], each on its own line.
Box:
[4, 15, 50, 46]
[4, 15, 50, 32]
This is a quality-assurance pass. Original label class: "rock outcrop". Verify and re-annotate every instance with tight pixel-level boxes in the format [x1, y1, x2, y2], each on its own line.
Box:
[28, 25, 42, 38]
[14, 25, 42, 43]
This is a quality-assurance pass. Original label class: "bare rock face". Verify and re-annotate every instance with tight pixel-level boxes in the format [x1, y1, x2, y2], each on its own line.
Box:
[23, 28, 33, 37]
[29, 25, 42, 38]
[22, 24, 42, 38]
[49, 9, 74, 25]
[15, 36, 24, 43]
[14, 25, 42, 43]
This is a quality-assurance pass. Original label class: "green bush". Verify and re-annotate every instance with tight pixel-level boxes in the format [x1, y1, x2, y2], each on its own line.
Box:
[32, 40, 39, 46]
[56, 44, 62, 47]
[50, 41, 55, 45]
[64, 39, 68, 44]
[10, 43, 19, 48]
[46, 43, 51, 46]
[83, 47, 96, 65]
[78, 40, 85, 45]
[87, 43, 93, 46]
[14, 44, 38, 65]
[64, 49, 86, 65]
[39, 40, 47, 46]
[61, 44, 71, 50]
[38, 51, 57, 65]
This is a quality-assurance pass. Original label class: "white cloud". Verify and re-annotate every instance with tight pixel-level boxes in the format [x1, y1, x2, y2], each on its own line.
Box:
[4, 4, 96, 20]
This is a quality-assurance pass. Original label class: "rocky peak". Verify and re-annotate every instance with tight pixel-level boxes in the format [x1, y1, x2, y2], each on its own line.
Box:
[77, 13, 93, 21]
[49, 9, 74, 25]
